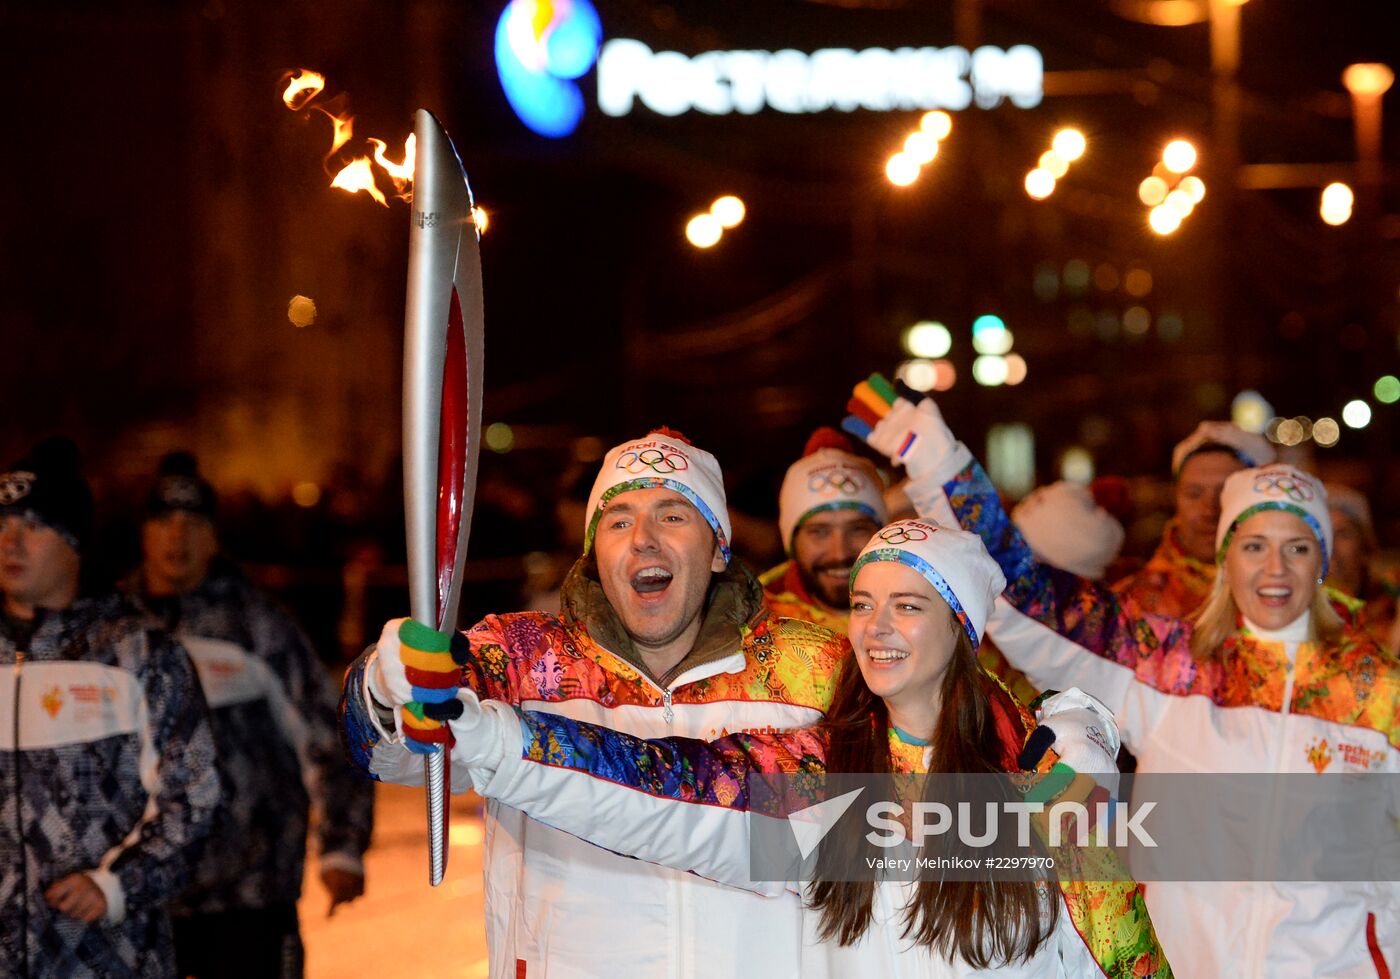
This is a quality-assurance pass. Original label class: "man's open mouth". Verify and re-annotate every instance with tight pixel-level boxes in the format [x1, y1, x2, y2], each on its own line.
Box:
[632, 567, 673, 595]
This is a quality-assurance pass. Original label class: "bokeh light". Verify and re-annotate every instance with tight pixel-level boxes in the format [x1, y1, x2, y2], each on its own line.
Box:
[710, 195, 746, 228]
[1138, 176, 1168, 206]
[1051, 128, 1087, 162]
[1060, 446, 1095, 484]
[1038, 151, 1069, 178]
[886, 152, 920, 187]
[1342, 400, 1372, 429]
[1162, 139, 1197, 173]
[903, 321, 952, 359]
[1231, 389, 1274, 433]
[896, 358, 937, 393]
[1320, 182, 1354, 226]
[685, 213, 722, 247]
[1004, 353, 1028, 385]
[1375, 375, 1400, 403]
[1149, 204, 1183, 234]
[1124, 268, 1153, 297]
[920, 110, 952, 140]
[1312, 417, 1340, 447]
[287, 294, 317, 328]
[972, 355, 1009, 386]
[486, 421, 516, 452]
[904, 131, 939, 165]
[1025, 168, 1056, 200]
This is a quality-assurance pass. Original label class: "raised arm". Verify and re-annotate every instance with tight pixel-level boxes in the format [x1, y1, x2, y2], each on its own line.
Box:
[844, 375, 1204, 746]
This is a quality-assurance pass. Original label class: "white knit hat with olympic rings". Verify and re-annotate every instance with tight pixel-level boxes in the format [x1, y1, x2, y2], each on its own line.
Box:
[584, 430, 732, 565]
[1215, 465, 1333, 579]
[850, 519, 1006, 650]
[778, 431, 887, 553]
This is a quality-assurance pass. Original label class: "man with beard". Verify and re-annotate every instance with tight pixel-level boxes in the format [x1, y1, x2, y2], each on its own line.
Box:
[341, 427, 850, 978]
[1112, 421, 1274, 618]
[758, 428, 888, 631]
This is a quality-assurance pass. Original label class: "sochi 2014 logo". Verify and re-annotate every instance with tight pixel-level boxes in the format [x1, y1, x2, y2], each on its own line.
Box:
[494, 0, 603, 138]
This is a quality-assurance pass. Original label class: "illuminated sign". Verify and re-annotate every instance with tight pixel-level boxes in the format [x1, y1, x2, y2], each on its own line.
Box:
[598, 41, 1043, 118]
[495, 0, 604, 138]
[494, 2, 1044, 137]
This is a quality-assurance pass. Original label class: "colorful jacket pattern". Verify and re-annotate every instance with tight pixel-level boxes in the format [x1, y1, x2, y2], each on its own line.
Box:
[1109, 521, 1215, 621]
[759, 560, 851, 633]
[341, 574, 851, 979]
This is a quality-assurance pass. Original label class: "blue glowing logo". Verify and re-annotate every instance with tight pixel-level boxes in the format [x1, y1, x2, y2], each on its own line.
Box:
[495, 0, 603, 138]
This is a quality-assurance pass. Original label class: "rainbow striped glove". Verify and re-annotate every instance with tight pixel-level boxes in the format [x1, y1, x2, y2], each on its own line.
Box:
[840, 373, 968, 483]
[368, 618, 472, 755]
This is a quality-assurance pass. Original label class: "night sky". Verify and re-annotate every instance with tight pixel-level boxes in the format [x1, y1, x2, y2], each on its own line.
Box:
[5, 0, 1398, 545]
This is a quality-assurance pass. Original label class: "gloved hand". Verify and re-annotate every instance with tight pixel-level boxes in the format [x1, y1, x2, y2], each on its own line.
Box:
[1027, 687, 1121, 792]
[367, 618, 471, 755]
[841, 373, 968, 483]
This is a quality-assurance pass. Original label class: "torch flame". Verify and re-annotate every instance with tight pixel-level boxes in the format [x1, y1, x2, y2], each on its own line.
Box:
[317, 107, 354, 156]
[331, 158, 388, 207]
[283, 68, 416, 206]
[369, 134, 416, 198]
[282, 69, 326, 110]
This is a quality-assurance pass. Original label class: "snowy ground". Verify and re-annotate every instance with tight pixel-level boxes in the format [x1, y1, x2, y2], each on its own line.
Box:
[299, 784, 490, 978]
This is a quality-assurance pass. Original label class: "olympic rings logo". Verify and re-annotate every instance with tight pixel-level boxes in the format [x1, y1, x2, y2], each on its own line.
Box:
[1252, 472, 1315, 503]
[0, 471, 35, 507]
[616, 448, 690, 475]
[877, 525, 929, 545]
[807, 467, 864, 497]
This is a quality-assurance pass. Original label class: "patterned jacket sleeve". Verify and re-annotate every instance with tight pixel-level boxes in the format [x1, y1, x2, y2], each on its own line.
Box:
[246, 594, 374, 869]
[95, 628, 221, 917]
[471, 704, 829, 896]
[929, 459, 1203, 752]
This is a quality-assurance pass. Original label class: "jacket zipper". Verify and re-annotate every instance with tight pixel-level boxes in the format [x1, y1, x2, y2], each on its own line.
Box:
[13, 648, 29, 979]
[1248, 639, 1299, 979]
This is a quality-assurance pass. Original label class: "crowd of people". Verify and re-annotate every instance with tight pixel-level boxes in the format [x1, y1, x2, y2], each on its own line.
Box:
[2, 443, 372, 979]
[4, 371, 1396, 978]
[342, 377, 1397, 978]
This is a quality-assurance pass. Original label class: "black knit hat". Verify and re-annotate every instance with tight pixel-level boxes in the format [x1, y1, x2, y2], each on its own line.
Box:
[145, 452, 218, 520]
[0, 437, 94, 552]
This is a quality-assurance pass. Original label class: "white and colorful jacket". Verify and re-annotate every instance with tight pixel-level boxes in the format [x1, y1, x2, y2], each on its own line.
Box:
[932, 456, 1400, 979]
[0, 596, 221, 978]
[341, 563, 849, 979]
[460, 678, 1169, 978]
[124, 564, 374, 915]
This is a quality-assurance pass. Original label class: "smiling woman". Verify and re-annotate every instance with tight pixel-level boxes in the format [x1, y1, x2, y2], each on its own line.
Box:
[849, 377, 1400, 978]
[434, 518, 1169, 977]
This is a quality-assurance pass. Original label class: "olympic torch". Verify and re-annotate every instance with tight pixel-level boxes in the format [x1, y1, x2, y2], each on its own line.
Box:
[402, 109, 485, 886]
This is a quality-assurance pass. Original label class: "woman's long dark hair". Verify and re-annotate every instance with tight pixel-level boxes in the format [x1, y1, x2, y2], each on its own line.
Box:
[806, 617, 1058, 966]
